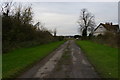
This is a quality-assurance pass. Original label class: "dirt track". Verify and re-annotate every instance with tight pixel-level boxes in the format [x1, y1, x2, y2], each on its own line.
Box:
[19, 40, 99, 78]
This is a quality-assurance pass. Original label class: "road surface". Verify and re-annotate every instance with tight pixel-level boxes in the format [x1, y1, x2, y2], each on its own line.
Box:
[19, 40, 99, 78]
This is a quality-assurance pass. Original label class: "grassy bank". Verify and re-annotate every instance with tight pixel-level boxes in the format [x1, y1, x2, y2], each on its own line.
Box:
[3, 41, 65, 78]
[76, 40, 118, 78]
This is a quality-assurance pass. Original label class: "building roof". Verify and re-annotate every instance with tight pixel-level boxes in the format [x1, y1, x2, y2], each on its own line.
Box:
[94, 23, 119, 32]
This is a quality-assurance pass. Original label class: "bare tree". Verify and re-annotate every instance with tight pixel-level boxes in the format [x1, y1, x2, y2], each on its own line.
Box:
[78, 8, 95, 37]
[1, 2, 14, 16]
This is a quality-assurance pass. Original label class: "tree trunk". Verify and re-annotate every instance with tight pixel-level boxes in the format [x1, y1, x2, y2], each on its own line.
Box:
[82, 27, 87, 37]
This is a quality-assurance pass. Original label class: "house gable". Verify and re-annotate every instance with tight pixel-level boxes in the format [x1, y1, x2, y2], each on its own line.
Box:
[93, 24, 107, 36]
[93, 23, 119, 36]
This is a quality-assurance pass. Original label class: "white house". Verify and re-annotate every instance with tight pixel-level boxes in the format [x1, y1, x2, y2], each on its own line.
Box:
[93, 23, 119, 36]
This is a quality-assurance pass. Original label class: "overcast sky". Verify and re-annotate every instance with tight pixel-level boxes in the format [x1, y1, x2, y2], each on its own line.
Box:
[31, 2, 118, 36]
[2, 0, 119, 36]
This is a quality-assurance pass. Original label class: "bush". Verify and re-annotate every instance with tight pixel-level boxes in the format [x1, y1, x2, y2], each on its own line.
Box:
[91, 31, 119, 48]
[2, 3, 57, 53]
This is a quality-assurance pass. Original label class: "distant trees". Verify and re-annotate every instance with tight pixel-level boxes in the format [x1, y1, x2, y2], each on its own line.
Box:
[78, 8, 95, 37]
[1, 2, 56, 53]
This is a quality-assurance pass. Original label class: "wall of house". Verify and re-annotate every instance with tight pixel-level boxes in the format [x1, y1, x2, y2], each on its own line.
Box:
[93, 25, 106, 36]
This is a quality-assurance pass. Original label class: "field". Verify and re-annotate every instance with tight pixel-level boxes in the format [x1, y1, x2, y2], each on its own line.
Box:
[76, 40, 118, 78]
[3, 41, 64, 78]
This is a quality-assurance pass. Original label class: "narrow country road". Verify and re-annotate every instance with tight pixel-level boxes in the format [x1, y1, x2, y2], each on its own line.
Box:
[19, 40, 99, 78]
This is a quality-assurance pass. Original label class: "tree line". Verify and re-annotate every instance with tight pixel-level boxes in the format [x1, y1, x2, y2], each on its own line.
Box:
[1, 2, 61, 53]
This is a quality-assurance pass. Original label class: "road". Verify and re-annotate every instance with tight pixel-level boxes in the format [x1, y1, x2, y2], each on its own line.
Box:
[19, 40, 99, 78]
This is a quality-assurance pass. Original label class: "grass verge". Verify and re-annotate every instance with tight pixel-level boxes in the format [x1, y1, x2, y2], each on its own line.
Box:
[3, 41, 65, 78]
[76, 40, 118, 78]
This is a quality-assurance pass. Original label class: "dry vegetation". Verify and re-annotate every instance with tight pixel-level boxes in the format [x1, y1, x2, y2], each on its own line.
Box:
[90, 31, 120, 48]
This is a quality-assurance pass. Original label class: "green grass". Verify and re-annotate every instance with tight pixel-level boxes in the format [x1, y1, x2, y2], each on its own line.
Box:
[76, 40, 118, 78]
[3, 41, 65, 78]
